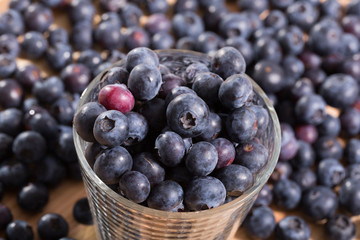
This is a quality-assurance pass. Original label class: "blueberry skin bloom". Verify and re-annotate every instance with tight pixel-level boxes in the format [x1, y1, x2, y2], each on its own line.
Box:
[215, 164, 253, 197]
[211, 47, 246, 79]
[275, 216, 311, 240]
[184, 176, 226, 211]
[244, 206, 276, 239]
[74, 102, 106, 142]
[339, 178, 360, 215]
[119, 171, 150, 203]
[325, 214, 356, 240]
[147, 180, 183, 211]
[301, 186, 338, 221]
[93, 146, 133, 185]
[295, 94, 326, 125]
[226, 107, 258, 143]
[320, 74, 359, 109]
[185, 141, 218, 176]
[127, 63, 162, 101]
[155, 131, 185, 167]
[166, 93, 209, 138]
[93, 110, 129, 147]
[124, 112, 148, 146]
[218, 74, 253, 110]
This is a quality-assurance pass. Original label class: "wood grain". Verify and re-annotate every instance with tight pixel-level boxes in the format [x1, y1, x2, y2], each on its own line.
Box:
[0, 0, 359, 239]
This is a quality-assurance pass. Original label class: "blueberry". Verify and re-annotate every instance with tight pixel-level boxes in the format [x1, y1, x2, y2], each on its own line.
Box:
[295, 124, 318, 144]
[172, 11, 204, 38]
[0, 160, 29, 189]
[198, 112, 222, 141]
[155, 131, 185, 167]
[0, 34, 20, 58]
[99, 12, 122, 27]
[185, 141, 218, 176]
[0, 133, 13, 160]
[73, 197, 93, 225]
[94, 21, 124, 50]
[277, 25, 304, 55]
[219, 13, 252, 40]
[317, 158, 345, 187]
[60, 63, 91, 93]
[290, 141, 315, 169]
[50, 94, 77, 125]
[119, 171, 150, 203]
[37, 213, 69, 240]
[253, 36, 283, 63]
[28, 111, 59, 141]
[15, 64, 41, 89]
[340, 108, 360, 136]
[314, 136, 343, 160]
[0, 204, 12, 230]
[174, 0, 199, 13]
[264, 10, 288, 31]
[211, 47, 246, 79]
[166, 93, 209, 138]
[234, 139, 268, 173]
[252, 60, 286, 93]
[21, 31, 48, 59]
[249, 105, 269, 134]
[273, 179, 301, 210]
[125, 47, 159, 72]
[194, 31, 224, 54]
[147, 180, 184, 211]
[301, 185, 338, 221]
[275, 216, 311, 240]
[151, 32, 175, 50]
[46, 43, 73, 71]
[184, 176, 226, 211]
[339, 178, 360, 215]
[13, 131, 46, 163]
[33, 76, 64, 104]
[0, 54, 16, 79]
[24, 3, 53, 33]
[54, 125, 78, 163]
[123, 112, 148, 146]
[237, 0, 269, 13]
[254, 184, 273, 207]
[6, 220, 33, 240]
[345, 139, 360, 164]
[145, 13, 171, 35]
[290, 168, 317, 191]
[70, 21, 93, 51]
[0, 79, 23, 109]
[18, 183, 49, 212]
[98, 66, 128, 86]
[138, 98, 166, 133]
[132, 152, 165, 187]
[346, 164, 360, 181]
[270, 161, 293, 182]
[347, 0, 360, 15]
[145, 0, 168, 14]
[99, 0, 126, 12]
[226, 107, 257, 143]
[48, 27, 69, 46]
[203, 4, 228, 32]
[286, 1, 319, 32]
[325, 214, 356, 240]
[9, 0, 31, 12]
[295, 94, 326, 125]
[225, 37, 253, 65]
[35, 155, 66, 187]
[94, 146, 132, 185]
[342, 15, 360, 40]
[158, 73, 186, 99]
[119, 3, 143, 27]
[183, 62, 209, 84]
[215, 164, 253, 196]
[317, 114, 341, 137]
[0, 10, 24, 36]
[244, 206, 276, 239]
[68, 0, 95, 24]
[39, 0, 62, 7]
[218, 74, 252, 109]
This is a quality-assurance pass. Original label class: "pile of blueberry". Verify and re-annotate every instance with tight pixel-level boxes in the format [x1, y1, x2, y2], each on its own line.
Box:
[0, 0, 359, 239]
[74, 46, 271, 212]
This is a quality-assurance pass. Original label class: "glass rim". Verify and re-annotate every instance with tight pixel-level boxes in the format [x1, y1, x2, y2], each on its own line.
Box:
[73, 49, 281, 219]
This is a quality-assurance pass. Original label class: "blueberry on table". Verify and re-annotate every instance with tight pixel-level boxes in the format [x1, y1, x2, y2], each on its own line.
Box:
[211, 47, 246, 79]
[77, 49, 103, 72]
[253, 36, 283, 63]
[174, 0, 199, 13]
[37, 213, 69, 240]
[219, 13, 252, 40]
[94, 21, 123, 50]
[155, 131, 185, 167]
[35, 155, 66, 187]
[125, 47, 159, 72]
[273, 179, 301, 210]
[0, 34, 20, 58]
[54, 125, 78, 163]
[166, 93, 209, 138]
[286, 1, 319, 32]
[0, 160, 29, 189]
[276, 25, 304, 55]
[237, 0, 269, 13]
[254, 184, 273, 207]
[147, 180, 184, 211]
[119, 171, 150, 203]
[194, 31, 224, 54]
[340, 107, 360, 136]
[264, 10, 288, 31]
[172, 11, 204, 38]
[93, 146, 132, 185]
[218, 74, 252, 110]
[28, 111, 59, 141]
[325, 214, 356, 240]
[0, 80, 23, 109]
[73, 198, 93, 225]
[295, 94, 327, 125]
[235, 139, 268, 173]
[339, 178, 360, 215]
[124, 112, 148, 146]
[244, 206, 276, 239]
[12, 131, 47, 163]
[127, 63, 162, 101]
[70, 21, 93, 51]
[0, 54, 16, 78]
[275, 216, 311, 240]
[68, 0, 95, 24]
[0, 203, 12, 230]
[346, 164, 360, 181]
[6, 220, 33, 240]
[9, 0, 31, 12]
[46, 43, 73, 71]
[345, 139, 360, 164]
[60, 63, 91, 94]
[211, 137, 235, 170]
[48, 27, 69, 46]
[184, 176, 226, 211]
[0, 9, 24, 36]
[185, 141, 218, 176]
[215, 164, 253, 197]
[21, 31, 48, 59]
[132, 152, 165, 187]
[0, 133, 12, 160]
[295, 124, 318, 144]
[17, 183, 49, 212]
[119, 3, 143, 28]
[33, 76, 64, 104]
[290, 168, 317, 191]
[125, 26, 151, 50]
[93, 110, 129, 147]
[314, 136, 343, 160]
[24, 3, 53, 33]
[252, 60, 286, 94]
[225, 107, 257, 143]
[317, 158, 345, 187]
[270, 161, 293, 183]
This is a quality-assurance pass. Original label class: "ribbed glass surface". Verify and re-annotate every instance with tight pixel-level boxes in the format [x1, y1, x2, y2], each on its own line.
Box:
[73, 49, 281, 240]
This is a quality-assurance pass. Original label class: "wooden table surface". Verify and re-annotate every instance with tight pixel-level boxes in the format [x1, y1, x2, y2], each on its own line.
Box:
[0, 0, 359, 239]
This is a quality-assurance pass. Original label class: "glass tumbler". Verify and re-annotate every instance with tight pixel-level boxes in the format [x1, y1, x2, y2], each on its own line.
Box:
[73, 49, 281, 240]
